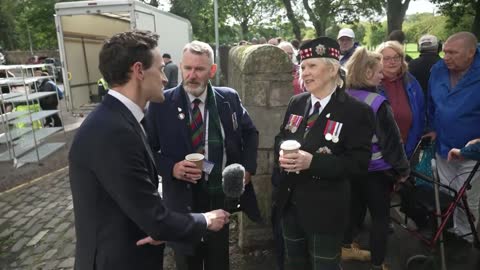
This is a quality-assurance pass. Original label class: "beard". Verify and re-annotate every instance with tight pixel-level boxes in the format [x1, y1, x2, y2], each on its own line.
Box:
[183, 80, 207, 97]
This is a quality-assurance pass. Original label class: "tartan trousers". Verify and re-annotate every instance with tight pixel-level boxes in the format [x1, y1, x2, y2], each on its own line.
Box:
[282, 203, 343, 270]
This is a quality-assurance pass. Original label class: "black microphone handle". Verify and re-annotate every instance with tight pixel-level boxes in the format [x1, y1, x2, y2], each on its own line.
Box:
[224, 197, 241, 213]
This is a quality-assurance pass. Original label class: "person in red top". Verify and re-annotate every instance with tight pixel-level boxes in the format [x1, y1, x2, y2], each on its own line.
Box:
[278, 41, 303, 95]
[376, 41, 425, 159]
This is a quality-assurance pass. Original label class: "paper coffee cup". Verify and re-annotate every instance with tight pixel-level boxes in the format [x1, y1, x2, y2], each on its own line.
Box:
[185, 153, 204, 170]
[280, 140, 301, 155]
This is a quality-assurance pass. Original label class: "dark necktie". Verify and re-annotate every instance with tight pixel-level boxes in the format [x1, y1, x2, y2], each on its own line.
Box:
[190, 98, 204, 153]
[305, 101, 320, 137]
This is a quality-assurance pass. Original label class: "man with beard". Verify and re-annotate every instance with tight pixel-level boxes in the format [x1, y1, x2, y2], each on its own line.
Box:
[145, 40, 262, 270]
[69, 31, 229, 270]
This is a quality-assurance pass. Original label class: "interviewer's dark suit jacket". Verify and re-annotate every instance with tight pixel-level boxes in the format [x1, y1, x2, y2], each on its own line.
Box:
[145, 85, 261, 253]
[69, 94, 207, 270]
[273, 89, 375, 233]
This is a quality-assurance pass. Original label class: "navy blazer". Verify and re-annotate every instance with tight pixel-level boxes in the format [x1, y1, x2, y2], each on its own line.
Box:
[145, 85, 262, 227]
[69, 94, 207, 270]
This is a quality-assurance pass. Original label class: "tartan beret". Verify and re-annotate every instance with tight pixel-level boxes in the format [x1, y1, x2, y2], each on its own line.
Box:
[299, 37, 341, 61]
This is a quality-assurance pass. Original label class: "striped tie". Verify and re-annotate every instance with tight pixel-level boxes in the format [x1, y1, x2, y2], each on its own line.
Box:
[190, 98, 204, 153]
[305, 101, 320, 137]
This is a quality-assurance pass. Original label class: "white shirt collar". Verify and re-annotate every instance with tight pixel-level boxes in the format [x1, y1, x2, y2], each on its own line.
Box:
[186, 87, 208, 105]
[310, 88, 335, 112]
[108, 90, 144, 123]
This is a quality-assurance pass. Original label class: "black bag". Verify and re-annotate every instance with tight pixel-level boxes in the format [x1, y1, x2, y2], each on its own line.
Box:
[398, 181, 454, 231]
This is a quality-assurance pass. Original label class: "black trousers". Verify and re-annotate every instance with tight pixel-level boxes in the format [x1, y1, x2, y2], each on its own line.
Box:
[40, 102, 62, 127]
[343, 171, 393, 265]
[174, 224, 229, 270]
[271, 186, 285, 270]
[176, 190, 229, 270]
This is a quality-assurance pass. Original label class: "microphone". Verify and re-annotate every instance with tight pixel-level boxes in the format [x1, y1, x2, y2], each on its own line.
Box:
[222, 163, 245, 212]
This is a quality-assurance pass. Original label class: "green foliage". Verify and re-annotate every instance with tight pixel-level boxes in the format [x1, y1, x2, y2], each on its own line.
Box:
[0, 0, 84, 50]
[431, 0, 479, 38]
[363, 22, 387, 48]
[403, 12, 474, 44]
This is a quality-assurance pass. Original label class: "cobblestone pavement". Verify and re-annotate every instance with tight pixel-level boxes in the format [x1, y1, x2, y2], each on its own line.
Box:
[0, 168, 74, 270]
[1, 165, 479, 270]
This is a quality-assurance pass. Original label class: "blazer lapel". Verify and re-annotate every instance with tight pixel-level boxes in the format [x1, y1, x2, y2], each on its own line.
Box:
[172, 86, 194, 152]
[214, 89, 233, 135]
[104, 95, 158, 171]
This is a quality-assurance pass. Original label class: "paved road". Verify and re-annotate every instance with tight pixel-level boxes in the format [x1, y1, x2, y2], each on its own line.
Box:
[0, 168, 75, 270]
[1, 167, 479, 270]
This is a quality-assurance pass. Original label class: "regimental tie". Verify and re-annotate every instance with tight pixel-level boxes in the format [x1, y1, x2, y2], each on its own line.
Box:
[304, 101, 320, 138]
[190, 98, 204, 153]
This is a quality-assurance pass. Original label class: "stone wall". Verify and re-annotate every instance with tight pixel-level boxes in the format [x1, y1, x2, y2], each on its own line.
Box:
[4, 50, 60, 65]
[228, 44, 292, 248]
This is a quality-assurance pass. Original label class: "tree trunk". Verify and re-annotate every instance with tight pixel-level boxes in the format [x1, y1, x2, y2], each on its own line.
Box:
[386, 0, 411, 34]
[240, 20, 249, 40]
[281, 0, 302, 40]
[472, 0, 480, 39]
[303, 0, 325, 36]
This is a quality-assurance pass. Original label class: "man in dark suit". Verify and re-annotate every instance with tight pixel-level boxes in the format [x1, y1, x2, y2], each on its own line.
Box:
[145, 40, 261, 270]
[273, 37, 375, 270]
[69, 31, 230, 270]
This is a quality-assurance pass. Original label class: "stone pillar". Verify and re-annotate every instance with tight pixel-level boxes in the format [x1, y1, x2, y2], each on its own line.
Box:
[228, 45, 293, 248]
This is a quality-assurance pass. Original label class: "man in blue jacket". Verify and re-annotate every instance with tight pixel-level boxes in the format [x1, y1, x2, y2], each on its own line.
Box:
[145, 40, 261, 270]
[426, 31, 480, 242]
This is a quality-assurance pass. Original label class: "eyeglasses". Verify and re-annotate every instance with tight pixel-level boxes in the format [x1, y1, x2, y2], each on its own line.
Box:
[383, 56, 402, 63]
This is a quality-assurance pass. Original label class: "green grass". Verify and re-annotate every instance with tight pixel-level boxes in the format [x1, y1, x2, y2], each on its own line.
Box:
[405, 43, 420, 59]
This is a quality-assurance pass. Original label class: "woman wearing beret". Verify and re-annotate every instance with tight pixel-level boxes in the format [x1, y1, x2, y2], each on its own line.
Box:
[342, 47, 410, 270]
[272, 37, 375, 270]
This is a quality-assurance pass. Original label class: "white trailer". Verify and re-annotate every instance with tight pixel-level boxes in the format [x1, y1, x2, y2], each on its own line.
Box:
[54, 0, 192, 111]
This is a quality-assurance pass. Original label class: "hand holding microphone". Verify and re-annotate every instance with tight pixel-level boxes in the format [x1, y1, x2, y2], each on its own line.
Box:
[204, 209, 230, 231]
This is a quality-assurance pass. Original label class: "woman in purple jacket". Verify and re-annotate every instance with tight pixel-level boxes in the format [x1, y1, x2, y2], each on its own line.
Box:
[343, 47, 410, 270]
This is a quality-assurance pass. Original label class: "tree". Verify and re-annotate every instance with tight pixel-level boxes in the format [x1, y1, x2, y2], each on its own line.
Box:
[0, 0, 17, 50]
[431, 0, 480, 38]
[280, 0, 303, 40]
[225, 0, 281, 39]
[301, 0, 383, 36]
[385, 0, 411, 34]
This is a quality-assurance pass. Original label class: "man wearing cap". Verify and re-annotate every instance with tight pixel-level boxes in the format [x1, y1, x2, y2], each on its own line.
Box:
[337, 28, 359, 66]
[408, 34, 442, 101]
[426, 32, 480, 243]
[273, 37, 374, 270]
[163, 53, 179, 89]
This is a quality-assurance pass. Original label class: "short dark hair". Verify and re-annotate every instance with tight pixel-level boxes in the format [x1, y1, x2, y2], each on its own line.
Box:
[162, 53, 171, 59]
[388, 30, 406, 44]
[99, 30, 159, 87]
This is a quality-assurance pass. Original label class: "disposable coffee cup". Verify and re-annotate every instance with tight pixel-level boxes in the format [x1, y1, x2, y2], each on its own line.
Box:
[185, 153, 205, 170]
[280, 140, 301, 155]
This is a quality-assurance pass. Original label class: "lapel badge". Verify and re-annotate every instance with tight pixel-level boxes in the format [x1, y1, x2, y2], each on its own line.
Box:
[177, 107, 182, 112]
[316, 146, 332, 154]
[178, 113, 185, 120]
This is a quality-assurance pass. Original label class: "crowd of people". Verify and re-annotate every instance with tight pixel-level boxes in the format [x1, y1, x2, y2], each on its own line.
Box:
[68, 28, 480, 270]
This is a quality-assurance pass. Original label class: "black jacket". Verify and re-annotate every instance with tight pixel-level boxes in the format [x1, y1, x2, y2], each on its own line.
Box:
[273, 89, 375, 233]
[408, 52, 441, 99]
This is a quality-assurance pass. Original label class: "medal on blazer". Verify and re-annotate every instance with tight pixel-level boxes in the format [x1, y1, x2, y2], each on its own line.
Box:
[324, 119, 343, 143]
[178, 113, 185, 120]
[285, 114, 303, 133]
